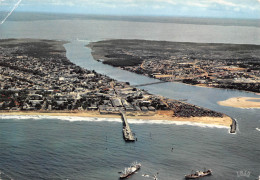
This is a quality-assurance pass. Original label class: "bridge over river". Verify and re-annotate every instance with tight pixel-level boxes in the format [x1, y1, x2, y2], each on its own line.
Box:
[133, 81, 168, 87]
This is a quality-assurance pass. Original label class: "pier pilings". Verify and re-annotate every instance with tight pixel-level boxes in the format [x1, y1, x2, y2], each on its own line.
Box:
[120, 112, 135, 141]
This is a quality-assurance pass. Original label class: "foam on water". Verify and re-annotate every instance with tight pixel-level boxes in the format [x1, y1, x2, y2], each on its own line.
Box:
[142, 174, 150, 178]
[0, 170, 14, 180]
[0, 115, 229, 129]
[242, 107, 260, 109]
[128, 118, 229, 129]
[0, 115, 42, 120]
[0, 115, 121, 123]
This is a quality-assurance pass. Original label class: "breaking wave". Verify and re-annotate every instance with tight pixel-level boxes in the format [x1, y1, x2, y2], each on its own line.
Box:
[0, 115, 121, 123]
[128, 118, 228, 128]
[0, 115, 229, 129]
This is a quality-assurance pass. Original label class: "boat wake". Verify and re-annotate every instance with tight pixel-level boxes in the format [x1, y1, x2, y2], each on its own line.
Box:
[142, 174, 150, 178]
[119, 162, 141, 179]
[0, 170, 14, 180]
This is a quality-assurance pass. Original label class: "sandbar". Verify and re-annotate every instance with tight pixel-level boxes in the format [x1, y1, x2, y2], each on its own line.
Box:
[218, 97, 260, 109]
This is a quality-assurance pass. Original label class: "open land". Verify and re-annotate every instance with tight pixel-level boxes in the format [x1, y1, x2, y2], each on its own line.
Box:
[0, 39, 232, 127]
[218, 97, 260, 109]
[89, 39, 260, 93]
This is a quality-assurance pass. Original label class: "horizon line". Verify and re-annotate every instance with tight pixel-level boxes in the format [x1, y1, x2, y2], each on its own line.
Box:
[8, 11, 260, 20]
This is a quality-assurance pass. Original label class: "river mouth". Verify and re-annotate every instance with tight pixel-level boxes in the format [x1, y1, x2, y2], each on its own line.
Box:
[0, 17, 260, 180]
[64, 40, 260, 108]
[64, 40, 260, 135]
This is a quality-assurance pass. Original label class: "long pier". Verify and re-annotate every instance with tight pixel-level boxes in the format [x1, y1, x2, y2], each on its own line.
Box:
[120, 112, 135, 141]
[134, 81, 167, 87]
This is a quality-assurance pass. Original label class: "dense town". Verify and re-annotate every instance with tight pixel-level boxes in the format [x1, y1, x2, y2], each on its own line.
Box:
[90, 39, 260, 93]
[0, 39, 223, 118]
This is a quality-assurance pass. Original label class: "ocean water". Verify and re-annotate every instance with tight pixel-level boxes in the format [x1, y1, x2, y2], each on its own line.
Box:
[0, 14, 259, 180]
[0, 115, 254, 180]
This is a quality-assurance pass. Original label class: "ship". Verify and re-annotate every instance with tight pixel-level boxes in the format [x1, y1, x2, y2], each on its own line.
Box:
[119, 162, 141, 179]
[185, 169, 212, 179]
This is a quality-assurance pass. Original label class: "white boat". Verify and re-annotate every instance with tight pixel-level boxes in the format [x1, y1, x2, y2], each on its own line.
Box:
[119, 162, 141, 179]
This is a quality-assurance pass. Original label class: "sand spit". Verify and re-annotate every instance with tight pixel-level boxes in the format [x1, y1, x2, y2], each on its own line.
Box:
[218, 97, 260, 109]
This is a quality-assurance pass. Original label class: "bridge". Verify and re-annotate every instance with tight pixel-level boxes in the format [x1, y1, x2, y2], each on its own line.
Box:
[133, 81, 168, 87]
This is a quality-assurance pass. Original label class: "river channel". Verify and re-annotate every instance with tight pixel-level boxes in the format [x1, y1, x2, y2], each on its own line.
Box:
[0, 17, 259, 179]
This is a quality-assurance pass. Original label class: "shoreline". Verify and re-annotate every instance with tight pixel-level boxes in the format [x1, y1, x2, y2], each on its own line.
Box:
[0, 110, 232, 127]
[0, 39, 234, 132]
[218, 97, 260, 109]
[89, 39, 260, 94]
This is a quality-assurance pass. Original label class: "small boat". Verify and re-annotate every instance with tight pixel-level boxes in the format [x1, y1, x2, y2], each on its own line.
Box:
[119, 162, 141, 179]
[153, 172, 159, 180]
[185, 169, 212, 179]
[153, 174, 159, 180]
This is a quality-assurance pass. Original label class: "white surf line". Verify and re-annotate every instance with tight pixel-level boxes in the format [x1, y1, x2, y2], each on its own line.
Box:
[0, 0, 22, 25]
[0, 115, 122, 122]
[128, 118, 230, 129]
[0, 115, 230, 130]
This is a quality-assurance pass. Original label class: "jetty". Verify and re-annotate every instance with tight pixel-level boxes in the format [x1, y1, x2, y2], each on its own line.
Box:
[230, 118, 237, 133]
[120, 112, 135, 141]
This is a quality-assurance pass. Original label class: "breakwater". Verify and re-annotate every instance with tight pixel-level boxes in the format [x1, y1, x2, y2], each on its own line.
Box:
[230, 118, 237, 133]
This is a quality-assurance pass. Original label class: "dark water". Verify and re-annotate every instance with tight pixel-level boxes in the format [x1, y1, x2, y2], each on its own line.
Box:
[0, 14, 259, 180]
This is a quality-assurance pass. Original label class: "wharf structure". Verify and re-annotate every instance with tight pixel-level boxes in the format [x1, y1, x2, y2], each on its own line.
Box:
[121, 112, 135, 141]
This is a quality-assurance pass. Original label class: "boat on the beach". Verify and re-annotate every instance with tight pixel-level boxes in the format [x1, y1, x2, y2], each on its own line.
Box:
[119, 162, 141, 179]
[185, 169, 212, 179]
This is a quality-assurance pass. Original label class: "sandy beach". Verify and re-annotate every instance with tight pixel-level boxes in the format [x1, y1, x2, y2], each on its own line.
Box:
[0, 110, 232, 127]
[218, 97, 260, 109]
